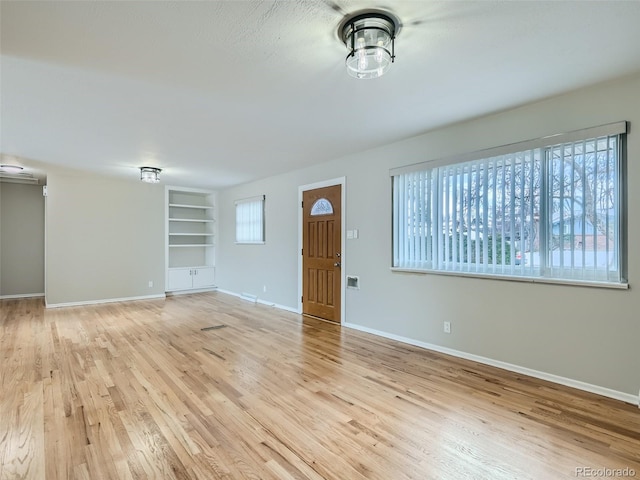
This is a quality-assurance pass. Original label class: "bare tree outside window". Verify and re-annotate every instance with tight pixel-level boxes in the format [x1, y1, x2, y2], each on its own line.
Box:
[392, 130, 623, 285]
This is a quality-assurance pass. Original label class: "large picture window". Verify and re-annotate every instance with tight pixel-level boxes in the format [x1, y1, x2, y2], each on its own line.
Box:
[235, 195, 265, 244]
[391, 123, 627, 286]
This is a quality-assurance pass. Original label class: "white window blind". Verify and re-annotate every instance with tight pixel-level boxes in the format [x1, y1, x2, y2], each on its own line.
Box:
[235, 195, 265, 244]
[392, 123, 626, 286]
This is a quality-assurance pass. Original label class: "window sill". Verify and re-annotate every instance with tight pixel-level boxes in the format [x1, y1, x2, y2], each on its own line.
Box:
[390, 267, 629, 290]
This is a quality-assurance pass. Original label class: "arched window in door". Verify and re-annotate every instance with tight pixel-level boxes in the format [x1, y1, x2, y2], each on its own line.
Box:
[310, 198, 333, 216]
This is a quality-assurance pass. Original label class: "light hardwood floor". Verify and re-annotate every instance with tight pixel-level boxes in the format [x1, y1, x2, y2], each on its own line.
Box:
[1, 293, 639, 479]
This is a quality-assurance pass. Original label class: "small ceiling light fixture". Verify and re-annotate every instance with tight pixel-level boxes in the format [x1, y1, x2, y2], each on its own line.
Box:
[140, 166, 161, 183]
[0, 164, 24, 173]
[339, 11, 399, 79]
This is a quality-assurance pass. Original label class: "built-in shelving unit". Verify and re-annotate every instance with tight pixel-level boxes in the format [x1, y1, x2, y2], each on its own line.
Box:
[165, 187, 217, 292]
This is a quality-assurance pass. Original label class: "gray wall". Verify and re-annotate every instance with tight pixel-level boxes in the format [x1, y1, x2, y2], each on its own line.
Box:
[45, 170, 165, 305]
[216, 73, 640, 398]
[0, 183, 45, 297]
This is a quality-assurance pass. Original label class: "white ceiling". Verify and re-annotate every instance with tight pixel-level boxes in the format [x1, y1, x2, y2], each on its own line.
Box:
[2, 0, 640, 189]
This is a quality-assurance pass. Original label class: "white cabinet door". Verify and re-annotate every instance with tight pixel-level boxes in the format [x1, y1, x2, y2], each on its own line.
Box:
[168, 268, 193, 291]
[168, 267, 215, 291]
[192, 267, 215, 288]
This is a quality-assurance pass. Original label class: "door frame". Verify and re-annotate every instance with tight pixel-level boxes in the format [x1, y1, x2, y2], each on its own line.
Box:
[298, 177, 346, 324]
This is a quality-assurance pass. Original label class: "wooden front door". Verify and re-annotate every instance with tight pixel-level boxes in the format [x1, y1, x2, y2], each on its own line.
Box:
[302, 185, 342, 323]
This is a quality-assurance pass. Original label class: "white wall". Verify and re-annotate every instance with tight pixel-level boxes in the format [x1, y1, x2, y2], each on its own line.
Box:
[45, 170, 165, 305]
[216, 73, 640, 399]
[0, 183, 45, 297]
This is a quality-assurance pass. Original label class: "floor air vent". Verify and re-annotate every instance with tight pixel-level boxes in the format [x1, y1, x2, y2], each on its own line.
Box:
[200, 325, 227, 331]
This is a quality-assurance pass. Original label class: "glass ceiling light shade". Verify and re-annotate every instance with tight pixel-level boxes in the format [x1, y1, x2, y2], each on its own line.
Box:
[0, 164, 24, 173]
[140, 166, 161, 183]
[340, 12, 398, 79]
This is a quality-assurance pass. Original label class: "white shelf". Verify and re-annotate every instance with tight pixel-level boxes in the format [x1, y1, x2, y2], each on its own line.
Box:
[168, 218, 215, 223]
[166, 187, 216, 288]
[168, 265, 209, 270]
[169, 244, 215, 248]
[169, 233, 214, 236]
[169, 203, 214, 209]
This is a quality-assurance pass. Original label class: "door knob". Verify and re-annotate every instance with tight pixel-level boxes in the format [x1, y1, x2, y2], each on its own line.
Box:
[334, 262, 341, 267]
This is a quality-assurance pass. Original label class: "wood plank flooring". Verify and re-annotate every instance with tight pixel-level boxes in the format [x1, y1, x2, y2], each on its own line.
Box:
[1, 292, 639, 479]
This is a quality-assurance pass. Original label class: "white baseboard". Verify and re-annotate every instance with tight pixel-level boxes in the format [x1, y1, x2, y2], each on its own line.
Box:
[217, 289, 300, 314]
[0, 293, 45, 300]
[46, 293, 166, 309]
[344, 322, 639, 407]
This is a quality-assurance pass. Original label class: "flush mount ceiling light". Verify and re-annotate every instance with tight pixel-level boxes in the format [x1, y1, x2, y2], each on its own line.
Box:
[140, 166, 161, 183]
[339, 11, 399, 79]
[0, 164, 24, 173]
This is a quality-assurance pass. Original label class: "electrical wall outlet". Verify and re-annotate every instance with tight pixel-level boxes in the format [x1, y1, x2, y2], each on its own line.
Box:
[148, 281, 153, 288]
[263, 285, 267, 293]
[443, 321, 451, 334]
